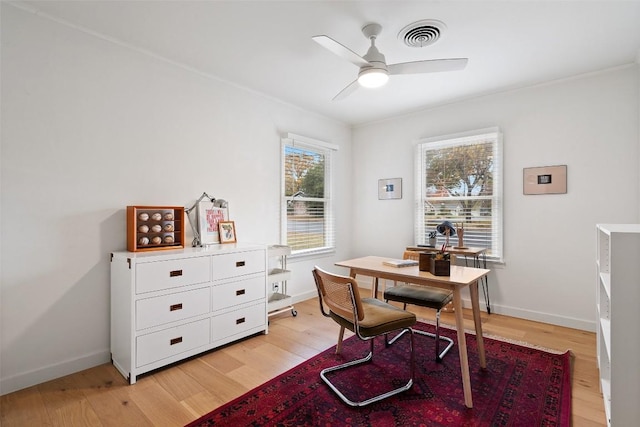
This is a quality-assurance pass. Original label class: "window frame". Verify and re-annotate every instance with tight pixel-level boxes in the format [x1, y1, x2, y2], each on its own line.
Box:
[281, 133, 337, 257]
[415, 127, 503, 262]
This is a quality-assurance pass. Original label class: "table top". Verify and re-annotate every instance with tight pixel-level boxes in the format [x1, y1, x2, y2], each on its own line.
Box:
[335, 256, 490, 287]
[406, 246, 487, 256]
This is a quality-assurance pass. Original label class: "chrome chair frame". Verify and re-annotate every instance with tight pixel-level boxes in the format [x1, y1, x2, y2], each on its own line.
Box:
[384, 284, 455, 362]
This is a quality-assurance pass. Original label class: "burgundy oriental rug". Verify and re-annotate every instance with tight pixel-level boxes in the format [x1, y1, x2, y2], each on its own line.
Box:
[185, 322, 572, 427]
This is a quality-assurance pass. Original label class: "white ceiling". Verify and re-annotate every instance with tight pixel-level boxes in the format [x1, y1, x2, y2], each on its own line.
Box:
[17, 0, 640, 125]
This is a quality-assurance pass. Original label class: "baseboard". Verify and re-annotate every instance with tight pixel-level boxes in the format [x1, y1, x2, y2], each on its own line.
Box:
[292, 290, 317, 304]
[2, 292, 591, 396]
[2, 292, 319, 396]
[0, 349, 111, 396]
[483, 301, 596, 332]
[302, 281, 596, 332]
[358, 277, 596, 332]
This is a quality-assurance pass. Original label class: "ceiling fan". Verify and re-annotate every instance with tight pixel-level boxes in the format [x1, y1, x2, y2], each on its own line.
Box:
[312, 23, 468, 101]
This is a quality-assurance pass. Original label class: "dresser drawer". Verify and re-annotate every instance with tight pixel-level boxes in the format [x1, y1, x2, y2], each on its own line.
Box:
[136, 287, 210, 330]
[136, 256, 210, 294]
[136, 318, 210, 368]
[211, 250, 265, 281]
[211, 303, 266, 343]
[211, 276, 265, 312]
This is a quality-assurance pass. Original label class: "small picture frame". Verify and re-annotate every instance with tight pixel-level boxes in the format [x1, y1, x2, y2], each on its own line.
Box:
[218, 221, 237, 244]
[378, 178, 402, 200]
[523, 165, 567, 195]
[197, 201, 229, 245]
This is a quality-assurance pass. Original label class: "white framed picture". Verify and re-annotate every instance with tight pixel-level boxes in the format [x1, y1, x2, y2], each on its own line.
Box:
[378, 178, 402, 200]
[197, 201, 229, 245]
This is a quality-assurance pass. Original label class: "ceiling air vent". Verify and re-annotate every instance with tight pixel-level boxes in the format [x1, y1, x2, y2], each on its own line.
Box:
[398, 19, 446, 48]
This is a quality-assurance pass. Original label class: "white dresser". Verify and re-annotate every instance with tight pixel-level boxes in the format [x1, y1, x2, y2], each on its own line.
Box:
[110, 243, 267, 384]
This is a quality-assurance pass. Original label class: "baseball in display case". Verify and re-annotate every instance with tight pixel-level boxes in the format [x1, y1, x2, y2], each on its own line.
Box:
[126, 206, 185, 252]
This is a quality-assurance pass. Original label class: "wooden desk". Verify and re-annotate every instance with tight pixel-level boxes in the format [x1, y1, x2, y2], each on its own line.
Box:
[335, 256, 490, 408]
[406, 246, 492, 314]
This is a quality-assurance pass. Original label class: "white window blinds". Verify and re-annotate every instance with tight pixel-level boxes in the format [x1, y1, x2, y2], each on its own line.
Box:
[415, 128, 503, 261]
[281, 134, 337, 256]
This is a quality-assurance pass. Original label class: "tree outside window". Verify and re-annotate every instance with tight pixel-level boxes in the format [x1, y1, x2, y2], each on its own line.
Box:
[416, 129, 502, 261]
[282, 137, 335, 255]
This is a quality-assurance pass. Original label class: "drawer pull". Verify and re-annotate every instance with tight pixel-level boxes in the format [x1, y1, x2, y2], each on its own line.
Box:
[170, 303, 183, 311]
[170, 337, 183, 345]
[236, 317, 246, 325]
[235, 261, 245, 267]
[169, 270, 183, 277]
[236, 289, 246, 296]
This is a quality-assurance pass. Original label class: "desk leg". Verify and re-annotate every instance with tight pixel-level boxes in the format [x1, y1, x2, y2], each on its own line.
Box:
[475, 254, 491, 314]
[470, 280, 486, 368]
[453, 288, 473, 408]
[371, 277, 379, 298]
[335, 326, 345, 354]
[349, 269, 379, 299]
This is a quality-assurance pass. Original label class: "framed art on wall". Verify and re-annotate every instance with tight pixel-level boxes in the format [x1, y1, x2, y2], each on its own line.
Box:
[197, 201, 229, 245]
[523, 165, 567, 195]
[378, 178, 402, 200]
[218, 221, 237, 244]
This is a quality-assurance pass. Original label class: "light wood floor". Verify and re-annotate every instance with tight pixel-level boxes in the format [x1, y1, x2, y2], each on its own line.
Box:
[1, 296, 606, 426]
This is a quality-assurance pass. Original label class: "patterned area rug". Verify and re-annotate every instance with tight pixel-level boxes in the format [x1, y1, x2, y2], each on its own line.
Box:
[186, 322, 572, 426]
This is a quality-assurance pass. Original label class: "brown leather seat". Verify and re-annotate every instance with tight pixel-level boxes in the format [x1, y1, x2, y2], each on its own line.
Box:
[384, 284, 452, 310]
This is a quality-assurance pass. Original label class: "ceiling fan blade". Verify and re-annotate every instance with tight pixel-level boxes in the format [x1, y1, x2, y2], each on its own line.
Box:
[312, 35, 370, 68]
[332, 80, 359, 101]
[388, 58, 468, 75]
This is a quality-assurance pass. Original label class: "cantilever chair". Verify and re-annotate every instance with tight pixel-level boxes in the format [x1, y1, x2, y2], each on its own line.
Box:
[312, 266, 416, 407]
[383, 251, 454, 362]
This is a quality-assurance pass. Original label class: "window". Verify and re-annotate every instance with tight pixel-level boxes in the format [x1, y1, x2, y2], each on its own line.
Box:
[281, 134, 337, 256]
[415, 128, 503, 261]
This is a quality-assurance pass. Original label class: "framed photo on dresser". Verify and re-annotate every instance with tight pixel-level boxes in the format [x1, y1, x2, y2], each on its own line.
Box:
[218, 221, 237, 244]
[197, 201, 228, 245]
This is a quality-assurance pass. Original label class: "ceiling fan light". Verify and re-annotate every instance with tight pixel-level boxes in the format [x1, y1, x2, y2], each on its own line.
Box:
[358, 68, 389, 88]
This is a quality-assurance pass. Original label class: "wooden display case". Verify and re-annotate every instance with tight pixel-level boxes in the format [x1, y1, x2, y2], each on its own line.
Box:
[127, 206, 185, 252]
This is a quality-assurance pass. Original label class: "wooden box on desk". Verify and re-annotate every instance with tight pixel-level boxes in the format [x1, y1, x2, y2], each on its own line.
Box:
[126, 206, 185, 252]
[419, 253, 450, 276]
[431, 259, 451, 276]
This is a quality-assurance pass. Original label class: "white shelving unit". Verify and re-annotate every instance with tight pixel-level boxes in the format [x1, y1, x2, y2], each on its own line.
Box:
[268, 245, 296, 318]
[596, 224, 640, 427]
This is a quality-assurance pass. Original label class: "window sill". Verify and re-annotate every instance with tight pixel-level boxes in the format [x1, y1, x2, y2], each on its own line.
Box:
[289, 247, 336, 260]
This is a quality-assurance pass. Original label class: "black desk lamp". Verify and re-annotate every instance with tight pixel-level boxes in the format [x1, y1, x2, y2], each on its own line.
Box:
[437, 221, 456, 248]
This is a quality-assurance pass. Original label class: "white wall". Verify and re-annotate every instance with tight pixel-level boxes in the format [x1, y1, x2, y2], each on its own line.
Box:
[3, 1, 639, 397]
[0, 5, 352, 394]
[351, 65, 640, 330]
